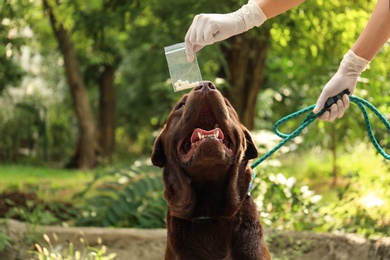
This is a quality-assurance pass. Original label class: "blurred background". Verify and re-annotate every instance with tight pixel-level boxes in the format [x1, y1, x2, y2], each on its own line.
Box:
[0, 0, 389, 257]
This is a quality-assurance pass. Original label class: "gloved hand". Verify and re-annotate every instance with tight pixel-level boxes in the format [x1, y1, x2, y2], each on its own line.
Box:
[313, 50, 370, 121]
[185, 0, 267, 62]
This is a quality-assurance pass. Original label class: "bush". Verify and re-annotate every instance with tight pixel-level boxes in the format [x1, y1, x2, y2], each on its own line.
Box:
[0, 101, 39, 162]
[74, 161, 166, 228]
[252, 168, 323, 231]
[1, 190, 78, 226]
[319, 143, 390, 237]
[270, 142, 390, 238]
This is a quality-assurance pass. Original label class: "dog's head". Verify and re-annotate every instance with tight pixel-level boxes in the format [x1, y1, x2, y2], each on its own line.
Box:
[151, 81, 258, 219]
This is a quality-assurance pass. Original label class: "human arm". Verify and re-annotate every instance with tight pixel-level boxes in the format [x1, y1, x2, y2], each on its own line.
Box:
[256, 0, 305, 19]
[352, 0, 390, 60]
[313, 0, 390, 121]
[185, 0, 305, 62]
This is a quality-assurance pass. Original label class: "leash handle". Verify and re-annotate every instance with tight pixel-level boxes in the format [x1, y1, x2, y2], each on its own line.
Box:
[323, 89, 350, 110]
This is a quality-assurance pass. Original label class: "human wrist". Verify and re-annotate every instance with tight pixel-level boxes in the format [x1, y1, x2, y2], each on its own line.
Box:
[339, 50, 370, 75]
[244, 0, 267, 28]
[233, 0, 267, 33]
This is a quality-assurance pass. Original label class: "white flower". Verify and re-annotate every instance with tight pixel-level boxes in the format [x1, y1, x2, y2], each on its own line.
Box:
[276, 173, 287, 185]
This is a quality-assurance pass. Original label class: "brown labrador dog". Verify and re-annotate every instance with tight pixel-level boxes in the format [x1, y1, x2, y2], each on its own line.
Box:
[152, 81, 271, 260]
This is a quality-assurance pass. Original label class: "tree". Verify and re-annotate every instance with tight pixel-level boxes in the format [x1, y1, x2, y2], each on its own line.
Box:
[41, 0, 131, 168]
[43, 0, 98, 169]
[69, 1, 130, 160]
[3, 0, 388, 171]
[221, 28, 272, 129]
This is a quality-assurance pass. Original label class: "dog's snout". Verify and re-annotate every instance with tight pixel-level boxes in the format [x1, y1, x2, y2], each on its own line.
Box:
[194, 81, 216, 92]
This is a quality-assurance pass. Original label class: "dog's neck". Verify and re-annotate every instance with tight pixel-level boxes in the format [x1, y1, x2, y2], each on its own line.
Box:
[191, 178, 229, 217]
[168, 164, 251, 220]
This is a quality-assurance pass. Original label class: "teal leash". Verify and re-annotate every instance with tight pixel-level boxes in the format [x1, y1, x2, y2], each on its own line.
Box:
[248, 90, 390, 196]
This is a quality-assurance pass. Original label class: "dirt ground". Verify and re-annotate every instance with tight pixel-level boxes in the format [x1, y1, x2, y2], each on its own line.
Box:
[1, 219, 389, 260]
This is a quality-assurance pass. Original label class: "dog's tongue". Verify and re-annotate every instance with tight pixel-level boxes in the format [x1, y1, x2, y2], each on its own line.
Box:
[191, 128, 224, 143]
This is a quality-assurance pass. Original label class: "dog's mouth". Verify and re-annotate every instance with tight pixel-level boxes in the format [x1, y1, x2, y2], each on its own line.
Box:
[190, 128, 224, 144]
[178, 126, 234, 162]
[175, 85, 236, 163]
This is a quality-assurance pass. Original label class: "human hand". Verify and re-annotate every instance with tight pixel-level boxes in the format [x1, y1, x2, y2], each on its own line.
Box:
[313, 50, 370, 121]
[185, 0, 266, 62]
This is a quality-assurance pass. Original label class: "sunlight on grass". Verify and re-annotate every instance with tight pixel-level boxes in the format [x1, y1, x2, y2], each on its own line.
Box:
[0, 165, 93, 201]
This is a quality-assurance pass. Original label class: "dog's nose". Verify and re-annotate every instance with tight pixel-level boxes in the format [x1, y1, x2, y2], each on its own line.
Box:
[194, 81, 216, 92]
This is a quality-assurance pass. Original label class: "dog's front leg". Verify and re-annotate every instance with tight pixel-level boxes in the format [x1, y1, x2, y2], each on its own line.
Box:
[231, 200, 271, 260]
[165, 244, 179, 260]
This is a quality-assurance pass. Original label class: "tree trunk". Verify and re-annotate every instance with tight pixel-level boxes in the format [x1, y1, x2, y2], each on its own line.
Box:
[43, 0, 97, 169]
[222, 31, 270, 130]
[98, 65, 116, 159]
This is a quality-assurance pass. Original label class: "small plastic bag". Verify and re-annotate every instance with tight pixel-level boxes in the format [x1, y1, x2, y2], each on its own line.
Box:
[164, 42, 202, 92]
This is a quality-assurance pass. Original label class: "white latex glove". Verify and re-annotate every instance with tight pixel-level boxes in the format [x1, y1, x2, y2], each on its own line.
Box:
[185, 0, 267, 62]
[313, 50, 370, 121]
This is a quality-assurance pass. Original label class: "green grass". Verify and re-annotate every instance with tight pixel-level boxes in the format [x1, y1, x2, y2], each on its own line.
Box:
[0, 165, 94, 202]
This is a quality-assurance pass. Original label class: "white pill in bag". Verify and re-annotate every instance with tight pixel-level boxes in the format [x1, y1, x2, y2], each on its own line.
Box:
[164, 42, 203, 92]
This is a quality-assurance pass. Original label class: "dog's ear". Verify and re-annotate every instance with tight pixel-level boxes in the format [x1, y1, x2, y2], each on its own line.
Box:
[151, 127, 166, 167]
[242, 126, 258, 160]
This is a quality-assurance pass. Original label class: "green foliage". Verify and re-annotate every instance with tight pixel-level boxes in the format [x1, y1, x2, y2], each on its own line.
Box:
[320, 144, 390, 237]
[0, 0, 27, 93]
[250, 130, 389, 237]
[276, 143, 390, 238]
[267, 0, 374, 79]
[0, 99, 41, 161]
[3, 191, 78, 226]
[0, 72, 74, 164]
[267, 234, 313, 260]
[75, 162, 166, 228]
[252, 166, 323, 231]
[322, 189, 389, 237]
[0, 0, 75, 164]
[0, 231, 11, 252]
[31, 233, 117, 260]
[261, 0, 390, 157]
[6, 203, 59, 226]
[46, 104, 76, 163]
